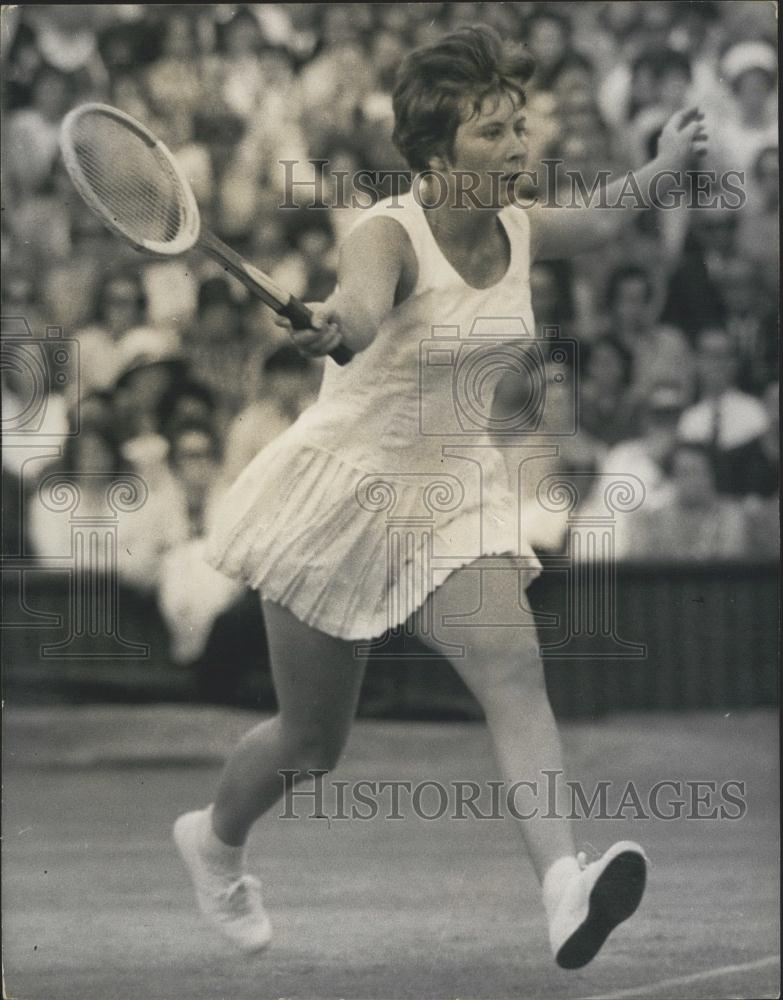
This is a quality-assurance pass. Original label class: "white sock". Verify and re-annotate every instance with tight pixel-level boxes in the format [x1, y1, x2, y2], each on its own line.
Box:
[200, 805, 245, 875]
[542, 855, 581, 922]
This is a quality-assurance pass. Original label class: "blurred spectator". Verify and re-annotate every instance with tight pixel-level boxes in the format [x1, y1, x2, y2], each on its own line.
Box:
[26, 414, 168, 591]
[677, 328, 769, 496]
[1, 266, 46, 338]
[602, 264, 693, 422]
[222, 345, 322, 484]
[737, 144, 779, 295]
[739, 380, 780, 502]
[156, 380, 219, 443]
[216, 6, 267, 119]
[662, 210, 741, 338]
[711, 40, 778, 179]
[74, 269, 148, 398]
[1, 313, 70, 483]
[6, 64, 76, 196]
[625, 48, 693, 165]
[526, 8, 574, 93]
[578, 336, 635, 446]
[530, 260, 576, 336]
[182, 277, 265, 417]
[298, 6, 374, 154]
[594, 382, 687, 558]
[112, 326, 188, 483]
[157, 420, 242, 665]
[144, 11, 204, 121]
[631, 441, 752, 561]
[293, 219, 338, 302]
[717, 257, 777, 394]
[166, 420, 228, 537]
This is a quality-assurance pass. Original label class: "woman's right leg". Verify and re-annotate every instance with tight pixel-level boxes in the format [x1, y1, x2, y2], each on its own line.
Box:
[211, 599, 367, 846]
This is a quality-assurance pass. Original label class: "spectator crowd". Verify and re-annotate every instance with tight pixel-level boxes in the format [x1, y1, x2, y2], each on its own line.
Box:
[1, 4, 778, 669]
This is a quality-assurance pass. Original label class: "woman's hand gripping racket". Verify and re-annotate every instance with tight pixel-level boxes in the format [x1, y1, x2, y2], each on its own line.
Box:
[60, 103, 353, 366]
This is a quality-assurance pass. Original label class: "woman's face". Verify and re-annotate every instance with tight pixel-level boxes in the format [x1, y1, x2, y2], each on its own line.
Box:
[446, 90, 530, 209]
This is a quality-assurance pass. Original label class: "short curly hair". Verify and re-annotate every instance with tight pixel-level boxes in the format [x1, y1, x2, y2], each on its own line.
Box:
[392, 25, 535, 173]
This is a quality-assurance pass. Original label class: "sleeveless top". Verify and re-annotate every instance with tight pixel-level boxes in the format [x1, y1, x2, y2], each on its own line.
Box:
[206, 193, 542, 640]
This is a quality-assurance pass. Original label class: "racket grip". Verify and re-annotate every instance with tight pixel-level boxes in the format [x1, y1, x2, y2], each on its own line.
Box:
[279, 297, 354, 366]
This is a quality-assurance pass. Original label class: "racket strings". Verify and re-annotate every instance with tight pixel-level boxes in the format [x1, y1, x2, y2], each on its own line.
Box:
[70, 113, 185, 244]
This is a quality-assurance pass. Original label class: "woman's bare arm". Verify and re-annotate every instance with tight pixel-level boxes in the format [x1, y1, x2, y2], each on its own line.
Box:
[275, 216, 412, 357]
[529, 108, 709, 261]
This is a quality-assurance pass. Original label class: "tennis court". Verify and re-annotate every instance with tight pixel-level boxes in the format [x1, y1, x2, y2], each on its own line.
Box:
[3, 705, 778, 1000]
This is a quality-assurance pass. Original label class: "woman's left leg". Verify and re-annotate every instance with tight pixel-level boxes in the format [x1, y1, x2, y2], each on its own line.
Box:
[412, 557, 648, 969]
[411, 557, 576, 882]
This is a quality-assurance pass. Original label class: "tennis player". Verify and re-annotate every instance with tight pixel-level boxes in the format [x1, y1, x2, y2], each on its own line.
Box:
[174, 25, 707, 968]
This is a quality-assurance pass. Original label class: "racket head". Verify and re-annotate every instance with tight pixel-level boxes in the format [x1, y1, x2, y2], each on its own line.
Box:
[60, 103, 200, 256]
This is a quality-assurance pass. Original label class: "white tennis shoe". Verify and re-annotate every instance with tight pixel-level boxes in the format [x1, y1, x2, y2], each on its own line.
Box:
[173, 809, 272, 953]
[547, 841, 647, 969]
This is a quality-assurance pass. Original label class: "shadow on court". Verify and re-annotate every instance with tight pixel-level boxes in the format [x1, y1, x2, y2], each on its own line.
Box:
[3, 707, 779, 1000]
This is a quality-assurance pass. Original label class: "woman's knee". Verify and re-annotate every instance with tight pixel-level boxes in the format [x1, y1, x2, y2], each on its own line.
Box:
[281, 721, 350, 773]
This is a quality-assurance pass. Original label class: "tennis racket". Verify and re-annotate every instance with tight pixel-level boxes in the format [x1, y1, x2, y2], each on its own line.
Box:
[60, 102, 353, 366]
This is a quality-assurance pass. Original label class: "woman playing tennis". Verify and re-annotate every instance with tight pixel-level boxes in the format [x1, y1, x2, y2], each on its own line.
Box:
[174, 25, 707, 969]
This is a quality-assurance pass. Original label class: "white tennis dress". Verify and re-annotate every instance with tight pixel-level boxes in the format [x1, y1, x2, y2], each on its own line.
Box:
[206, 193, 542, 640]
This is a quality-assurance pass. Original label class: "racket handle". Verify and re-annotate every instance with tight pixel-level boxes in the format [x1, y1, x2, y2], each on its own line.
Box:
[279, 297, 354, 366]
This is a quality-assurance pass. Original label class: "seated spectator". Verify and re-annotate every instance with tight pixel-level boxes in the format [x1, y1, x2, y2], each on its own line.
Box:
[710, 40, 777, 180]
[718, 256, 777, 395]
[156, 420, 242, 665]
[602, 264, 694, 427]
[631, 441, 751, 561]
[74, 268, 149, 398]
[293, 220, 337, 303]
[5, 63, 76, 197]
[165, 420, 228, 538]
[625, 48, 694, 165]
[662, 210, 741, 338]
[156, 379, 219, 442]
[525, 7, 574, 93]
[677, 329, 769, 496]
[215, 6, 266, 120]
[182, 277, 265, 417]
[112, 325, 188, 484]
[222, 345, 322, 484]
[144, 10, 204, 120]
[593, 382, 687, 558]
[578, 336, 636, 447]
[737, 144, 778, 298]
[530, 261, 575, 337]
[7, 152, 73, 263]
[26, 414, 170, 592]
[1, 314, 70, 485]
[740, 380, 780, 502]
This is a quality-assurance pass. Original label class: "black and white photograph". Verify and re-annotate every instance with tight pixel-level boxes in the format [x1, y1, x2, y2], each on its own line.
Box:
[1, 4, 779, 999]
